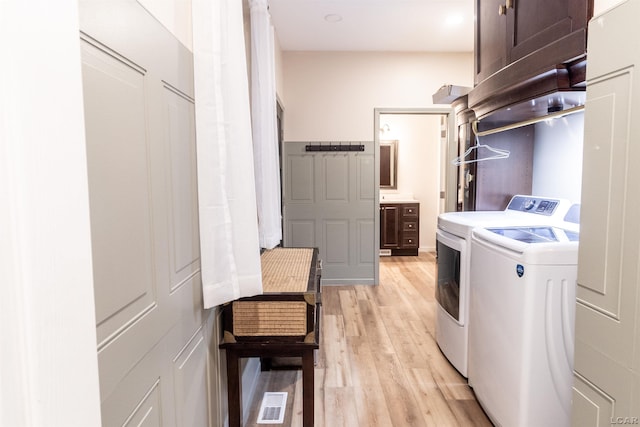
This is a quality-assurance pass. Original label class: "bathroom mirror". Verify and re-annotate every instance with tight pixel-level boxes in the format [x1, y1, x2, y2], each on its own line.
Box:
[380, 140, 398, 189]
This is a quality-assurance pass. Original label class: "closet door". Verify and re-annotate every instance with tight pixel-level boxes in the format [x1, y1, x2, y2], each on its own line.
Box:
[79, 1, 220, 425]
[573, 2, 640, 425]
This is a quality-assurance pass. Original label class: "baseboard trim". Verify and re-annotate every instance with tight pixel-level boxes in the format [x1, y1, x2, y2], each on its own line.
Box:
[321, 278, 376, 286]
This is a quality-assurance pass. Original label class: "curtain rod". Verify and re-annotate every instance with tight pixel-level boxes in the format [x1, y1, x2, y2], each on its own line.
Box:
[471, 104, 585, 137]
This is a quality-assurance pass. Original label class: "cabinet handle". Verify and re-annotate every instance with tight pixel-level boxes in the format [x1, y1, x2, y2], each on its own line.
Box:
[498, 0, 513, 15]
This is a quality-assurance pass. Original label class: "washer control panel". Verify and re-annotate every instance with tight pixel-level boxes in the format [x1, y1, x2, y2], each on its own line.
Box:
[507, 196, 559, 216]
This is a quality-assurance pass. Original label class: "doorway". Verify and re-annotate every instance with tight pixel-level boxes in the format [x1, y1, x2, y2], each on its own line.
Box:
[374, 108, 455, 285]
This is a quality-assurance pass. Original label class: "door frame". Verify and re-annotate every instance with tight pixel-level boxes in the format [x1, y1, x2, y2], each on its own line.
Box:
[373, 107, 455, 285]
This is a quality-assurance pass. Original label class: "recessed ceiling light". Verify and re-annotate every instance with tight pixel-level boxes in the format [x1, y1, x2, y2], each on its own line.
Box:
[444, 13, 464, 27]
[324, 14, 343, 23]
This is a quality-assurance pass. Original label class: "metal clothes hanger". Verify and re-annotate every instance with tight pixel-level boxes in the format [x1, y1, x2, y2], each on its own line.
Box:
[452, 136, 510, 166]
[452, 104, 585, 166]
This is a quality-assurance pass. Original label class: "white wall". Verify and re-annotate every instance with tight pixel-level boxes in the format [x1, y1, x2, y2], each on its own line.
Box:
[281, 51, 473, 141]
[138, 0, 193, 50]
[1, 1, 101, 425]
[274, 30, 285, 104]
[380, 113, 443, 250]
[594, 0, 626, 15]
[532, 112, 585, 203]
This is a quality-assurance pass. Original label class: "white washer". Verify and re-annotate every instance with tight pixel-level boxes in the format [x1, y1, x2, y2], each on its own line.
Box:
[468, 223, 579, 427]
[435, 196, 571, 378]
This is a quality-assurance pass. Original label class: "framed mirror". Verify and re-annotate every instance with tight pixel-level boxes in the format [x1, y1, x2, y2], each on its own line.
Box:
[380, 140, 398, 189]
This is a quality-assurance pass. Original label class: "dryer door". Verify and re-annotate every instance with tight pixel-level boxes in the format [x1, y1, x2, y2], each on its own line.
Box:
[436, 229, 466, 323]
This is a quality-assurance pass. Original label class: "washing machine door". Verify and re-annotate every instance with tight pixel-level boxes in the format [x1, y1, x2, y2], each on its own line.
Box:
[486, 226, 559, 243]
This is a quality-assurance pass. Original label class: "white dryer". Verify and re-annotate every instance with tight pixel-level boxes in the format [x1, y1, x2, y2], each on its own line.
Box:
[435, 196, 571, 378]
[468, 221, 579, 427]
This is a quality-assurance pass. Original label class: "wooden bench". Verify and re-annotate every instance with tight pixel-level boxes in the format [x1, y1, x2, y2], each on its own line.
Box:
[219, 247, 321, 427]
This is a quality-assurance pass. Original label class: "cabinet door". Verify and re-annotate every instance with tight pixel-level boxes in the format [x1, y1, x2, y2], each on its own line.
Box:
[475, 0, 508, 85]
[380, 205, 399, 248]
[508, 0, 589, 63]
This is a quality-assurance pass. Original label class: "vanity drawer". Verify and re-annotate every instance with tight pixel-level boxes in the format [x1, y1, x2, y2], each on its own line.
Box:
[402, 233, 419, 248]
[402, 205, 419, 217]
[403, 221, 417, 232]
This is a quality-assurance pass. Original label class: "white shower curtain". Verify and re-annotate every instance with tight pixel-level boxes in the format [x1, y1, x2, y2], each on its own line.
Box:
[249, 0, 283, 249]
[192, 0, 263, 308]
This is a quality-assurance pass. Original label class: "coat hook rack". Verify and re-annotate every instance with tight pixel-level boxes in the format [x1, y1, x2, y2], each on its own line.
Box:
[305, 142, 365, 152]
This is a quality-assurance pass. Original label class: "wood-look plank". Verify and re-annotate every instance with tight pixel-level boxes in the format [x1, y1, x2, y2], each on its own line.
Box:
[323, 387, 360, 427]
[351, 385, 394, 427]
[373, 351, 428, 426]
[243, 253, 492, 427]
[346, 336, 384, 389]
[346, 336, 394, 426]
[379, 306, 430, 369]
[319, 286, 342, 315]
[313, 367, 326, 427]
[448, 400, 495, 427]
[357, 298, 396, 354]
[290, 373, 303, 427]
[338, 289, 366, 337]
[321, 314, 352, 388]
[406, 367, 461, 426]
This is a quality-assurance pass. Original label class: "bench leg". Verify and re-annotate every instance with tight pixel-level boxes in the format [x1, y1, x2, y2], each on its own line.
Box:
[302, 350, 315, 427]
[226, 350, 241, 427]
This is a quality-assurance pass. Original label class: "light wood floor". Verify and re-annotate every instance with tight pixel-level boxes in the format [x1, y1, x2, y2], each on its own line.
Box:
[244, 253, 493, 426]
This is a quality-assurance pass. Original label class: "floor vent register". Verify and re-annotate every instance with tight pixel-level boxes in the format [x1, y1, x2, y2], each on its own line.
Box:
[257, 392, 287, 424]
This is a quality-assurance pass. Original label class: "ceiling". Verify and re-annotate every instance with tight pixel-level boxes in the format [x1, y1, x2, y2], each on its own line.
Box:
[267, 0, 475, 52]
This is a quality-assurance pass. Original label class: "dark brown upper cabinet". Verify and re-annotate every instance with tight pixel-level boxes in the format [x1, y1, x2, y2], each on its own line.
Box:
[471, 0, 593, 119]
[475, 0, 509, 85]
[509, 0, 589, 64]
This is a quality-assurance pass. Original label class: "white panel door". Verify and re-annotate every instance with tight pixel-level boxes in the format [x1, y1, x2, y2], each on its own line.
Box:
[79, 1, 221, 425]
[283, 142, 375, 284]
[573, 1, 640, 425]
